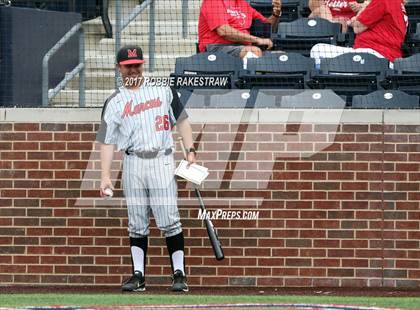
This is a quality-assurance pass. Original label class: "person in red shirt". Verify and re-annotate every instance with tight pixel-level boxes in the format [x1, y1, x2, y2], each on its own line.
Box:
[198, 0, 281, 58]
[310, 0, 407, 65]
[309, 0, 365, 31]
[349, 0, 408, 61]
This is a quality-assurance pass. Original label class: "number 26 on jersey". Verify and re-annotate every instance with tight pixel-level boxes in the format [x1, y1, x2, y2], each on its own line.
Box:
[155, 115, 170, 131]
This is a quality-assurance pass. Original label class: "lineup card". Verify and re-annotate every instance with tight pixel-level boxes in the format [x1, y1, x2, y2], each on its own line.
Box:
[175, 160, 209, 185]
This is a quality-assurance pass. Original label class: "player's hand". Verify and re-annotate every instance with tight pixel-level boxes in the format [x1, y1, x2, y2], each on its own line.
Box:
[186, 152, 196, 167]
[272, 0, 281, 16]
[256, 38, 273, 50]
[100, 177, 114, 198]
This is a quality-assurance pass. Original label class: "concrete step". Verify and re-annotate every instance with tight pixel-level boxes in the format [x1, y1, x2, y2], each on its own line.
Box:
[107, 0, 202, 10]
[67, 71, 172, 89]
[84, 34, 108, 49]
[98, 36, 196, 54]
[108, 9, 200, 23]
[139, 0, 201, 10]
[51, 90, 114, 107]
[108, 0, 201, 16]
[84, 18, 198, 37]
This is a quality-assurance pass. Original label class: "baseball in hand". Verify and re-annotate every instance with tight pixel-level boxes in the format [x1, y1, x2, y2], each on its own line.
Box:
[103, 188, 113, 198]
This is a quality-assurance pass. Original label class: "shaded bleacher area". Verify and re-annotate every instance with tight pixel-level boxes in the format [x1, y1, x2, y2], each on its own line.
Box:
[2, 0, 420, 108]
[171, 0, 420, 109]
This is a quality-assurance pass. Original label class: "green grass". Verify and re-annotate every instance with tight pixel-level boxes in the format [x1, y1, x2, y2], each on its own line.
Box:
[0, 294, 419, 309]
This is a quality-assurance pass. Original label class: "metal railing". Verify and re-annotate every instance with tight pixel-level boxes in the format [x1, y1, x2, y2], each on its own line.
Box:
[42, 23, 85, 107]
[101, 0, 113, 38]
[40, 0, 191, 106]
[182, 0, 189, 38]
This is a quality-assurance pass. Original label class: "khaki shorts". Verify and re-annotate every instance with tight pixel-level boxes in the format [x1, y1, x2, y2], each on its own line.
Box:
[205, 44, 245, 57]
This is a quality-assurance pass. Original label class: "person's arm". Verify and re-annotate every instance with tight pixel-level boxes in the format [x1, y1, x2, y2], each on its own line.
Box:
[216, 24, 266, 45]
[348, 16, 368, 33]
[266, 15, 280, 26]
[96, 96, 121, 197]
[353, 0, 384, 32]
[309, 0, 334, 20]
[349, 0, 371, 14]
[203, 0, 271, 47]
[176, 119, 196, 165]
[348, 0, 382, 34]
[168, 88, 196, 165]
[99, 143, 115, 196]
[349, 2, 362, 13]
[309, 0, 322, 11]
[254, 0, 281, 27]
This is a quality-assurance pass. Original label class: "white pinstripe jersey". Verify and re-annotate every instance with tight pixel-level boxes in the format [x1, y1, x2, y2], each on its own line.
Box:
[96, 85, 187, 152]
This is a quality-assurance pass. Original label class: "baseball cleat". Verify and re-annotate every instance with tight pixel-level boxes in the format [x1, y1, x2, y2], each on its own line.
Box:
[121, 271, 146, 292]
[171, 269, 188, 292]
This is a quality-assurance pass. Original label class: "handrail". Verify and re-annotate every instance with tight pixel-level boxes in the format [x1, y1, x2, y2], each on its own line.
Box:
[115, 0, 155, 85]
[182, 0, 188, 39]
[42, 23, 85, 107]
[121, 0, 153, 31]
[101, 0, 112, 38]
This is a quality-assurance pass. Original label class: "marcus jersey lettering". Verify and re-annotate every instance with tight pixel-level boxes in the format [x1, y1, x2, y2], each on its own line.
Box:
[96, 86, 187, 152]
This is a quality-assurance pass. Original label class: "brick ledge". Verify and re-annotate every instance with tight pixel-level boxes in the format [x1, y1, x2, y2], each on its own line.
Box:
[0, 108, 419, 124]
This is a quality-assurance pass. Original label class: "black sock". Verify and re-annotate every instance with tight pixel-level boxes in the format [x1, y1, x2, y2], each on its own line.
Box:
[130, 236, 148, 275]
[166, 232, 185, 275]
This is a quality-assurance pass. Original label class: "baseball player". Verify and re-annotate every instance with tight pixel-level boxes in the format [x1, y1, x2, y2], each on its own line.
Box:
[96, 45, 196, 292]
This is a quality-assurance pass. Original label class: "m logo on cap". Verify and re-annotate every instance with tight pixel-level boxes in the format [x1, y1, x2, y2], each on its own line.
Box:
[128, 49, 137, 58]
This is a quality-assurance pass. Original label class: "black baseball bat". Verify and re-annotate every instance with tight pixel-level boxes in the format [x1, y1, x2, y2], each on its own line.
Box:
[194, 187, 224, 260]
[178, 137, 225, 261]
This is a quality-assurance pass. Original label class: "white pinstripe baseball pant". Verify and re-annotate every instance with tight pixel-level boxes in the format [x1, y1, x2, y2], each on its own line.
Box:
[122, 153, 182, 238]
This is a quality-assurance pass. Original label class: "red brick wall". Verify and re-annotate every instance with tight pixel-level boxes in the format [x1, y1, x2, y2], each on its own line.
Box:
[0, 122, 419, 288]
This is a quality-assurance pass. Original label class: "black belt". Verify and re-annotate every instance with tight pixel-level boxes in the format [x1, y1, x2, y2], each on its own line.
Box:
[125, 148, 172, 159]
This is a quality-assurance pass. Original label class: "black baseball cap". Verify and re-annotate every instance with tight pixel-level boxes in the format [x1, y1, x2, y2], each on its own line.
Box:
[116, 45, 145, 65]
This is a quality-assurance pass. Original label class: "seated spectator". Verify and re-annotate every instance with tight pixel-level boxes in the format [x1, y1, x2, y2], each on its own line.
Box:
[310, 0, 408, 65]
[198, 0, 281, 59]
[309, 0, 368, 32]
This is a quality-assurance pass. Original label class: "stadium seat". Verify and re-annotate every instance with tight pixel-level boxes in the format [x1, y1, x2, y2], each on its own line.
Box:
[352, 90, 420, 109]
[272, 18, 346, 56]
[238, 52, 314, 89]
[176, 89, 227, 108]
[171, 52, 243, 89]
[250, 19, 272, 38]
[404, 23, 420, 56]
[177, 88, 279, 108]
[382, 53, 420, 96]
[406, 0, 420, 34]
[250, 0, 274, 17]
[250, 0, 303, 22]
[280, 89, 346, 108]
[308, 53, 389, 105]
[299, 0, 311, 18]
